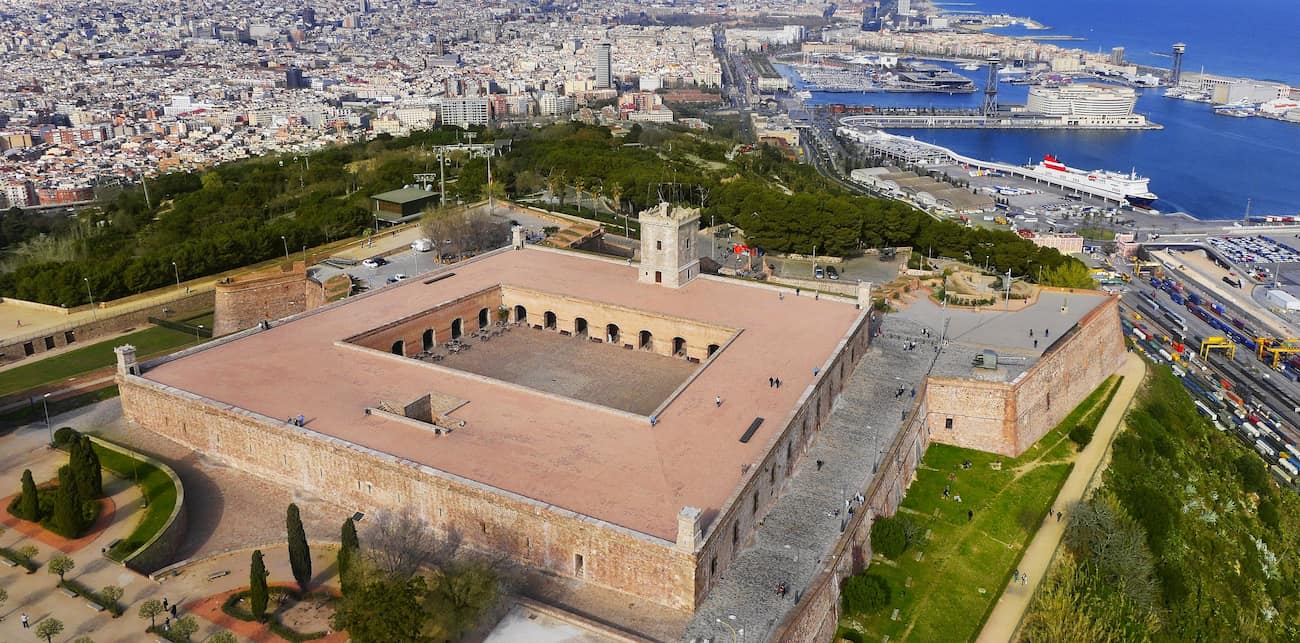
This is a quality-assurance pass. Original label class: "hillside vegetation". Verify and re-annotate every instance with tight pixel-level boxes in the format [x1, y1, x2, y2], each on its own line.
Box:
[1022, 365, 1300, 642]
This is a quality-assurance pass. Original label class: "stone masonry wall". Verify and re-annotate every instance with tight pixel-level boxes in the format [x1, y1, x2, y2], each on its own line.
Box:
[213, 262, 332, 337]
[0, 291, 214, 366]
[691, 310, 871, 605]
[349, 288, 503, 355]
[117, 375, 698, 610]
[924, 294, 1126, 457]
[775, 396, 933, 642]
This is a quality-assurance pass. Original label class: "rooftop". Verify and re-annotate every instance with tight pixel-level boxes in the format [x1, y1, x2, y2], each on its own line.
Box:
[141, 246, 864, 541]
[370, 187, 439, 204]
[890, 290, 1112, 382]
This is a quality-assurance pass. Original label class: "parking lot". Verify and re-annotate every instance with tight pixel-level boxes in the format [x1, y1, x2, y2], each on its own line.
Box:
[1208, 235, 1300, 268]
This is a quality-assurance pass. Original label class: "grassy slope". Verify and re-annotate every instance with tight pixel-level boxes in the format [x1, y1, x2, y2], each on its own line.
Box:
[94, 443, 178, 561]
[841, 376, 1121, 642]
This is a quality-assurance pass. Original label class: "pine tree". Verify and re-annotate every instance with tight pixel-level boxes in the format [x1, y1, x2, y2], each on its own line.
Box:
[339, 517, 360, 595]
[18, 469, 39, 521]
[67, 437, 88, 499]
[52, 466, 84, 537]
[249, 549, 269, 621]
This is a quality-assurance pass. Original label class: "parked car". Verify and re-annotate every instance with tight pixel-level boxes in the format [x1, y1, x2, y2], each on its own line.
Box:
[386, 273, 408, 284]
[411, 238, 434, 252]
[362, 257, 387, 268]
[826, 266, 840, 280]
[814, 265, 826, 279]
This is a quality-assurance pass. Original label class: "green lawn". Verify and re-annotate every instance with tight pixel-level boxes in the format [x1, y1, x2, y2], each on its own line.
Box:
[0, 324, 200, 398]
[0, 386, 120, 430]
[92, 442, 179, 562]
[839, 376, 1122, 642]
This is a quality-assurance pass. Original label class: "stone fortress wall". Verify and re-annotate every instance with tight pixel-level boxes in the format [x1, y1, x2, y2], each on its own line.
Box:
[924, 294, 1126, 456]
[213, 261, 349, 337]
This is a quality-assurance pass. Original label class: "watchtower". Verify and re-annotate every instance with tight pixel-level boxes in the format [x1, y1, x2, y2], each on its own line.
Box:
[638, 202, 701, 289]
[115, 344, 139, 377]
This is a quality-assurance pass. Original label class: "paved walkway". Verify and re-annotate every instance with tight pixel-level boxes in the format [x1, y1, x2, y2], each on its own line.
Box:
[975, 352, 1147, 643]
[682, 316, 938, 642]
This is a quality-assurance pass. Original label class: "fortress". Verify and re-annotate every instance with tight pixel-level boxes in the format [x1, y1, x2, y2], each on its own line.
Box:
[117, 202, 1125, 631]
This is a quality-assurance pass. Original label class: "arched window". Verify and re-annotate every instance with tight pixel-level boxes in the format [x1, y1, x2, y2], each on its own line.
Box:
[707, 343, 720, 357]
[544, 311, 557, 330]
[606, 324, 620, 344]
[478, 308, 489, 330]
[575, 317, 589, 337]
[638, 330, 653, 350]
[391, 340, 404, 356]
[514, 305, 527, 324]
[422, 328, 434, 351]
[672, 336, 687, 357]
[451, 318, 463, 340]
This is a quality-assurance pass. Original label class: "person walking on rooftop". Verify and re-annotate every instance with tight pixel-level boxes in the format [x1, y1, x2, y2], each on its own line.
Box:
[715, 395, 722, 408]
[297, 414, 305, 426]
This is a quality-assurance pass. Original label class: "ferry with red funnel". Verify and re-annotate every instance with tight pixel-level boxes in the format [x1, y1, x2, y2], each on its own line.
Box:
[1027, 155, 1159, 209]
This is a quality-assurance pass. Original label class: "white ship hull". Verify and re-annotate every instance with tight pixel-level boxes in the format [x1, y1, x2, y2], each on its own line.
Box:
[1026, 155, 1158, 206]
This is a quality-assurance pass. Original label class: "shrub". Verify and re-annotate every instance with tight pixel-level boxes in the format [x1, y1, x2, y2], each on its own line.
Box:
[1234, 454, 1269, 495]
[836, 627, 866, 643]
[870, 515, 910, 559]
[1258, 498, 1280, 530]
[1068, 424, 1095, 448]
[841, 573, 892, 616]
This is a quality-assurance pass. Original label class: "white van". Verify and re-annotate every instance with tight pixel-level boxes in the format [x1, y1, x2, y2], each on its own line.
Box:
[411, 238, 434, 252]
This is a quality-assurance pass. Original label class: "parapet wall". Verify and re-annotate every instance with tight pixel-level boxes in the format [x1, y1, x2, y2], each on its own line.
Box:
[117, 374, 698, 609]
[0, 291, 214, 367]
[925, 294, 1127, 456]
[213, 262, 346, 337]
[88, 436, 189, 574]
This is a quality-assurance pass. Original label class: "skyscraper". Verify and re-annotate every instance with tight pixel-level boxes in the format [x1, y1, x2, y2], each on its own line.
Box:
[359, 0, 370, 14]
[285, 67, 305, 90]
[594, 43, 612, 89]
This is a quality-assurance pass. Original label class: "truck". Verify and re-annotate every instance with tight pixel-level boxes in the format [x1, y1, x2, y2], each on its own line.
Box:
[411, 238, 434, 252]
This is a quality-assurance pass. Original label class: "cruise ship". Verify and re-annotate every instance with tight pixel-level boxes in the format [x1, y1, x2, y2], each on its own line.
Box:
[1027, 155, 1158, 208]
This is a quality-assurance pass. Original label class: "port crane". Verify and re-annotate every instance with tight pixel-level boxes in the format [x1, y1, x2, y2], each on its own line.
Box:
[1200, 336, 1237, 361]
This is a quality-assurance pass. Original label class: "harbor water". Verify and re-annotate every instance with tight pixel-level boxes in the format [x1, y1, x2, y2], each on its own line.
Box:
[791, 71, 1300, 219]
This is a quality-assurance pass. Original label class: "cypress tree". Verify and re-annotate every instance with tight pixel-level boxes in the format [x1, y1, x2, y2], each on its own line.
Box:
[287, 503, 311, 592]
[338, 517, 359, 594]
[79, 436, 103, 498]
[249, 550, 269, 621]
[18, 469, 39, 521]
[52, 466, 84, 537]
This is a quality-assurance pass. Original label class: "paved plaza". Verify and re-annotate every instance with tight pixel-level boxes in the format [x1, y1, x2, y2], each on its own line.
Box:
[433, 325, 699, 415]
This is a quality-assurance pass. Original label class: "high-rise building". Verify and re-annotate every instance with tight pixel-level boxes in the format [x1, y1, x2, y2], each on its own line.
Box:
[439, 97, 490, 129]
[286, 67, 305, 90]
[3, 180, 36, 209]
[359, 0, 371, 14]
[1109, 46, 1125, 66]
[594, 43, 612, 89]
[897, 0, 911, 15]
[301, 7, 316, 26]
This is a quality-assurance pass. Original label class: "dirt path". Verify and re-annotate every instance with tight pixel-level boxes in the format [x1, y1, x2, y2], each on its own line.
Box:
[975, 353, 1147, 643]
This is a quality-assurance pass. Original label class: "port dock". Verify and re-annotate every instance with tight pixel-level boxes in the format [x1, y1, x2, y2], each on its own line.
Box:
[834, 110, 1161, 129]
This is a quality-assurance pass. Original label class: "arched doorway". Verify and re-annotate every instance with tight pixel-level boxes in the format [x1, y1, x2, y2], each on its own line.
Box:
[451, 318, 463, 340]
[575, 317, 589, 338]
[606, 324, 620, 344]
[514, 305, 527, 324]
[638, 330, 653, 351]
[391, 340, 405, 356]
[544, 311, 557, 330]
[422, 328, 435, 351]
[673, 336, 687, 357]
[707, 343, 720, 357]
[478, 308, 489, 330]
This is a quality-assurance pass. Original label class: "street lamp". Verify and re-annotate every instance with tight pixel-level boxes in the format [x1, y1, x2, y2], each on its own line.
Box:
[195, 324, 204, 344]
[43, 393, 52, 445]
[171, 261, 181, 291]
[281, 235, 290, 258]
[83, 278, 95, 319]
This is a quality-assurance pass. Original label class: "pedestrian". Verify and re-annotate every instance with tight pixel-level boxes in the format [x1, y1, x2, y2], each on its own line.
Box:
[796, 288, 801, 297]
[297, 413, 305, 426]
[1045, 328, 1049, 337]
[779, 292, 784, 301]
[1057, 510, 1062, 522]
[715, 395, 722, 407]
[1013, 569, 1020, 583]
[814, 367, 820, 376]
[22, 613, 29, 628]
[1029, 328, 1033, 337]
[967, 509, 973, 522]
[910, 387, 916, 398]
[1033, 339, 1038, 348]
[816, 459, 824, 471]
[769, 376, 775, 387]
[163, 597, 169, 610]
[776, 378, 782, 388]
[171, 604, 178, 617]
[1022, 573, 1028, 586]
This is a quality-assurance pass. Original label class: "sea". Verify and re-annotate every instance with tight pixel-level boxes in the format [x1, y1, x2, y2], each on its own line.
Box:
[793, 0, 1300, 219]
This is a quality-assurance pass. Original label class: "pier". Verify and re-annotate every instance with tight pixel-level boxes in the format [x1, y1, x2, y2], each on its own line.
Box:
[831, 109, 1162, 130]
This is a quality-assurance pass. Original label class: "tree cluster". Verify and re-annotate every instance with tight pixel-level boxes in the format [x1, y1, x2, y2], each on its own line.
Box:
[8, 432, 102, 538]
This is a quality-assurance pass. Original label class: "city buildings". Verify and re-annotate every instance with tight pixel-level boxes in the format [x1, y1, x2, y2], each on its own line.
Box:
[594, 43, 613, 89]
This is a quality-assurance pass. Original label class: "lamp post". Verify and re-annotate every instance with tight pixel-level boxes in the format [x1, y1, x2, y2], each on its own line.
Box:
[195, 324, 204, 344]
[171, 261, 181, 291]
[281, 235, 290, 258]
[43, 393, 52, 445]
[83, 278, 95, 319]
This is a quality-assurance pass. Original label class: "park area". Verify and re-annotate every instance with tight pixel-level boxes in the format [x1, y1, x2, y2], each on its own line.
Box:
[837, 375, 1122, 642]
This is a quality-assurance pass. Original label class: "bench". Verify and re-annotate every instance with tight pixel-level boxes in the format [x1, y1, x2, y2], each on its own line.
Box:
[207, 570, 230, 581]
[60, 587, 79, 598]
[2, 558, 17, 567]
[86, 601, 105, 612]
